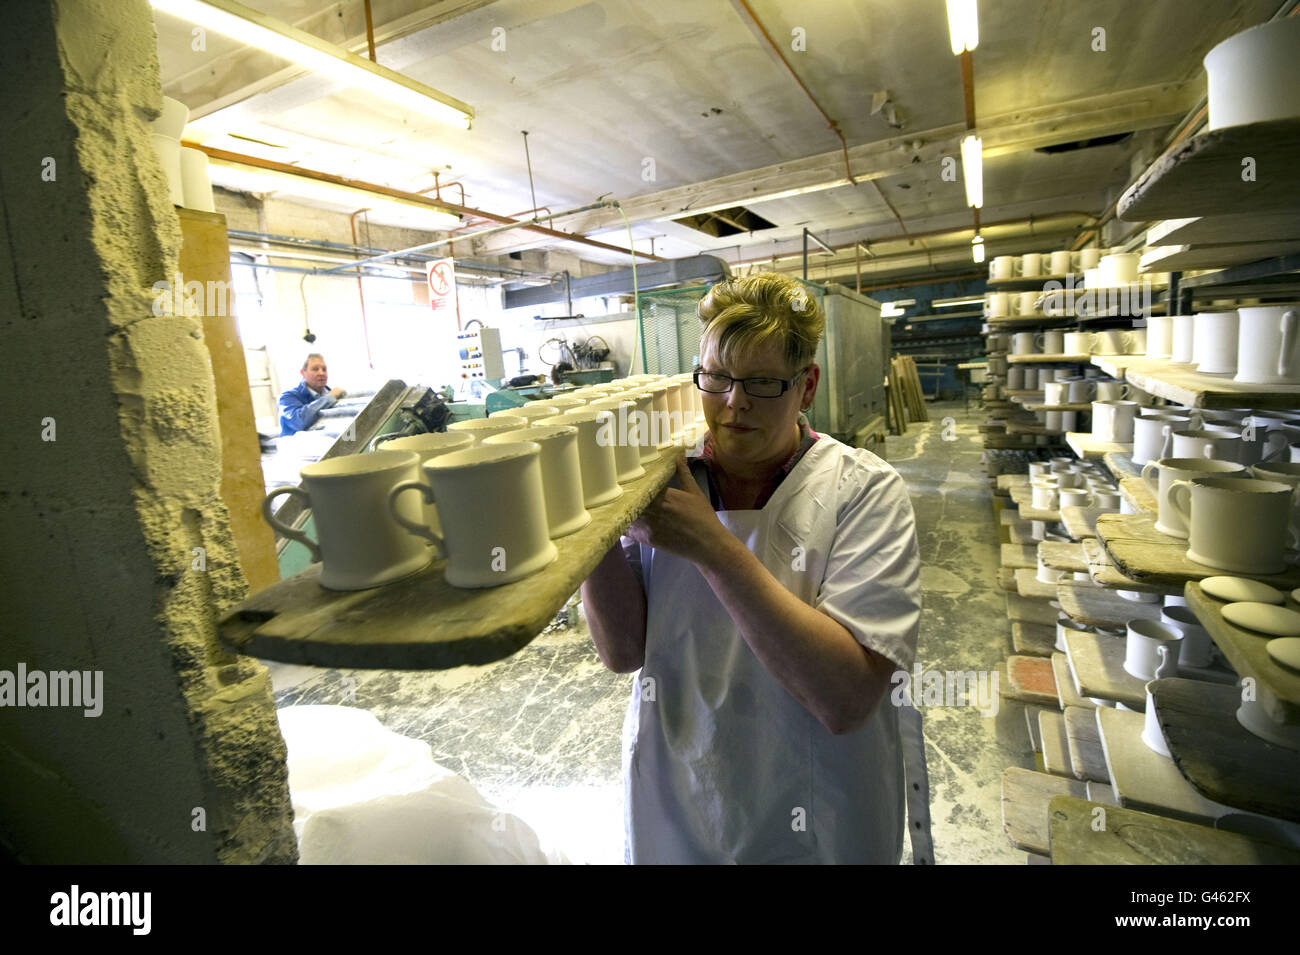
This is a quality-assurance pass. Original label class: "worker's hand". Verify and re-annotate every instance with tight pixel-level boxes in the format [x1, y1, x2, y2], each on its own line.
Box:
[626, 454, 728, 564]
[330, 387, 346, 399]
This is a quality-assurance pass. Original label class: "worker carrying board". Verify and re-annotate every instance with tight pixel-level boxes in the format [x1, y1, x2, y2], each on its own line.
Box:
[582, 273, 922, 864]
[279, 353, 347, 436]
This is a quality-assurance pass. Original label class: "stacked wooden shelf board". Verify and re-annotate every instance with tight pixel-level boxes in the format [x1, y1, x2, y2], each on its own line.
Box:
[887, 354, 929, 435]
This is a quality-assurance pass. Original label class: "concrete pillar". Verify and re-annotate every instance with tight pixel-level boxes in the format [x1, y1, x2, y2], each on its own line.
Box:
[0, 0, 296, 863]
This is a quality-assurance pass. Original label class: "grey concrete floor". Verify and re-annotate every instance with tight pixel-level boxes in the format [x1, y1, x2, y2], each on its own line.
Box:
[269, 398, 1033, 864]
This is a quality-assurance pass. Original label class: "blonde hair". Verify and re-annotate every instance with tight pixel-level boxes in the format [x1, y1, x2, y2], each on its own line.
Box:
[697, 273, 824, 372]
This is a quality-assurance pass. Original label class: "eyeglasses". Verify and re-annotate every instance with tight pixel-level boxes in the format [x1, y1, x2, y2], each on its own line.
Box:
[693, 365, 809, 398]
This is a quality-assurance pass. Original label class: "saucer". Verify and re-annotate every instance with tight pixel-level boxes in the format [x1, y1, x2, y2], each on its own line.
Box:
[1221, 601, 1300, 637]
[1200, 576, 1285, 605]
[1266, 637, 1300, 671]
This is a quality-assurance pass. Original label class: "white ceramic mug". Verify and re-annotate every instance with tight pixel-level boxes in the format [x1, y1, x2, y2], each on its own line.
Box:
[262, 450, 432, 591]
[1235, 306, 1300, 384]
[1076, 248, 1102, 271]
[368, 432, 476, 555]
[1092, 399, 1140, 442]
[483, 424, 591, 538]
[1127, 328, 1148, 355]
[1059, 487, 1091, 508]
[586, 398, 649, 482]
[1021, 253, 1043, 278]
[1016, 291, 1040, 317]
[1169, 314, 1196, 363]
[1044, 381, 1068, 406]
[1099, 252, 1139, 287]
[1039, 329, 1064, 355]
[492, 403, 561, 425]
[1249, 461, 1300, 552]
[1022, 367, 1040, 390]
[561, 408, 625, 505]
[1007, 366, 1026, 390]
[389, 442, 557, 588]
[1066, 378, 1097, 403]
[1204, 17, 1300, 130]
[1131, 414, 1185, 467]
[1145, 315, 1173, 359]
[1064, 331, 1093, 355]
[1049, 250, 1073, 276]
[1124, 618, 1184, 682]
[991, 256, 1018, 280]
[1092, 329, 1135, 355]
[1160, 605, 1213, 668]
[639, 384, 674, 450]
[988, 293, 1013, 318]
[1192, 311, 1239, 374]
[1031, 482, 1059, 510]
[1167, 476, 1297, 574]
[1170, 428, 1241, 463]
[447, 417, 530, 444]
[1093, 488, 1121, 510]
[1141, 456, 1248, 538]
[1012, 331, 1037, 355]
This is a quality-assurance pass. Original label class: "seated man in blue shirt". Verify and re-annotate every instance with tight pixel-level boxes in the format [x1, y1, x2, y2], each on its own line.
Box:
[279, 353, 346, 436]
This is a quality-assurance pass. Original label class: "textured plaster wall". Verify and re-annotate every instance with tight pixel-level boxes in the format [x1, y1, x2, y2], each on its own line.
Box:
[0, 0, 295, 863]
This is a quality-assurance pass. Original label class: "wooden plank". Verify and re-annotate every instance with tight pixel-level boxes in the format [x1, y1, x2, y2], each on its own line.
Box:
[1064, 705, 1109, 782]
[1186, 582, 1300, 723]
[1000, 543, 1037, 570]
[1012, 621, 1057, 657]
[1039, 541, 1088, 574]
[1082, 537, 1179, 594]
[218, 451, 677, 669]
[1006, 654, 1061, 708]
[1015, 568, 1060, 600]
[1122, 362, 1300, 411]
[1006, 592, 1060, 627]
[1115, 473, 1158, 514]
[1025, 704, 1049, 752]
[1052, 652, 1095, 711]
[1048, 795, 1300, 865]
[1021, 402, 1092, 413]
[1058, 580, 1162, 632]
[1066, 432, 1133, 460]
[1096, 513, 1300, 590]
[1007, 353, 1092, 364]
[1153, 678, 1300, 823]
[1141, 240, 1300, 273]
[1147, 212, 1300, 246]
[1118, 118, 1300, 221]
[1059, 505, 1101, 540]
[1095, 705, 1231, 824]
[1002, 767, 1087, 855]
[1086, 781, 1119, 806]
[1063, 628, 1148, 711]
[996, 566, 1018, 594]
[1006, 524, 1038, 546]
[178, 208, 279, 594]
[1040, 710, 1072, 777]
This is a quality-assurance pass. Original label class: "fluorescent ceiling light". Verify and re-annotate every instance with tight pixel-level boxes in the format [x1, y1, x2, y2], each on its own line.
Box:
[961, 134, 983, 209]
[881, 302, 906, 318]
[946, 0, 979, 55]
[150, 0, 474, 129]
[934, 295, 985, 307]
[971, 235, 985, 264]
[208, 159, 461, 229]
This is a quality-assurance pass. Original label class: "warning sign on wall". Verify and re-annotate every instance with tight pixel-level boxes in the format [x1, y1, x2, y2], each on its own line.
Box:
[427, 258, 458, 313]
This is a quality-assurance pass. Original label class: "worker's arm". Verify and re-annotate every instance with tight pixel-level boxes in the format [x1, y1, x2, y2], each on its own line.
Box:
[626, 456, 906, 735]
[581, 542, 648, 673]
[279, 388, 338, 435]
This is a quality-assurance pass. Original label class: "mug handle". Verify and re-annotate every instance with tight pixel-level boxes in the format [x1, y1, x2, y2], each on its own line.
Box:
[1141, 460, 1160, 497]
[1118, 383, 1130, 400]
[1167, 479, 1193, 527]
[1034, 333, 1045, 351]
[1280, 309, 1298, 378]
[388, 481, 444, 547]
[261, 486, 322, 562]
[1159, 423, 1174, 460]
[1153, 642, 1178, 680]
[369, 432, 402, 452]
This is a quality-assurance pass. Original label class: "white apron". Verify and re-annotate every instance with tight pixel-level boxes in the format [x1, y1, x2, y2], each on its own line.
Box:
[622, 451, 909, 864]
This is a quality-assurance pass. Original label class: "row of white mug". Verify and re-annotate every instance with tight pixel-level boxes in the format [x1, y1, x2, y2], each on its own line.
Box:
[992, 328, 1147, 357]
[1139, 308, 1300, 384]
[988, 249, 1134, 284]
[261, 374, 703, 592]
[1092, 403, 1300, 467]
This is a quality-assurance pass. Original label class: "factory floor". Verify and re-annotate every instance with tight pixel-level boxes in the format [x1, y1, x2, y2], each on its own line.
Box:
[267, 398, 1033, 864]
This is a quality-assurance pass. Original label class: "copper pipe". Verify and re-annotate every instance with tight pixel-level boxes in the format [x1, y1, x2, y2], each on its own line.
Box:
[363, 0, 377, 61]
[419, 176, 465, 207]
[959, 50, 976, 130]
[190, 144, 665, 262]
[857, 270, 987, 293]
[731, 0, 856, 186]
[349, 209, 376, 369]
[872, 180, 909, 237]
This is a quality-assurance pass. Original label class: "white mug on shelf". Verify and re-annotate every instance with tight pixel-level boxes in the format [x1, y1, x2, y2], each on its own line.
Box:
[1049, 250, 1073, 276]
[1159, 605, 1213, 669]
[1043, 381, 1068, 406]
[1066, 378, 1097, 403]
[1124, 619, 1183, 682]
[1192, 311, 1239, 374]
[1099, 252, 1139, 287]
[483, 424, 591, 538]
[1235, 306, 1300, 384]
[1040, 329, 1065, 355]
[1169, 314, 1196, 364]
[1170, 428, 1241, 463]
[987, 292, 1013, 318]
[1146, 315, 1173, 359]
[1018, 291, 1040, 317]
[1063, 331, 1093, 355]
[1012, 331, 1038, 355]
[1141, 456, 1247, 538]
[1092, 329, 1135, 355]
[1166, 476, 1296, 575]
[1021, 252, 1043, 278]
[1076, 248, 1102, 271]
[1092, 399, 1139, 443]
[1094, 379, 1129, 401]
[991, 256, 1018, 280]
[1007, 366, 1026, 390]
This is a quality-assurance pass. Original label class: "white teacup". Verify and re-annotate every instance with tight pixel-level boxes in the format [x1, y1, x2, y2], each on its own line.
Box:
[1064, 331, 1093, 355]
[1131, 414, 1185, 467]
[1124, 618, 1184, 682]
[1007, 366, 1026, 390]
[262, 450, 432, 591]
[389, 442, 557, 588]
[1019, 291, 1041, 317]
[1170, 428, 1241, 463]
[1167, 476, 1297, 574]
[1059, 487, 1091, 509]
[484, 424, 591, 538]
[1093, 488, 1121, 510]
[1141, 456, 1248, 538]
[1095, 379, 1129, 402]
